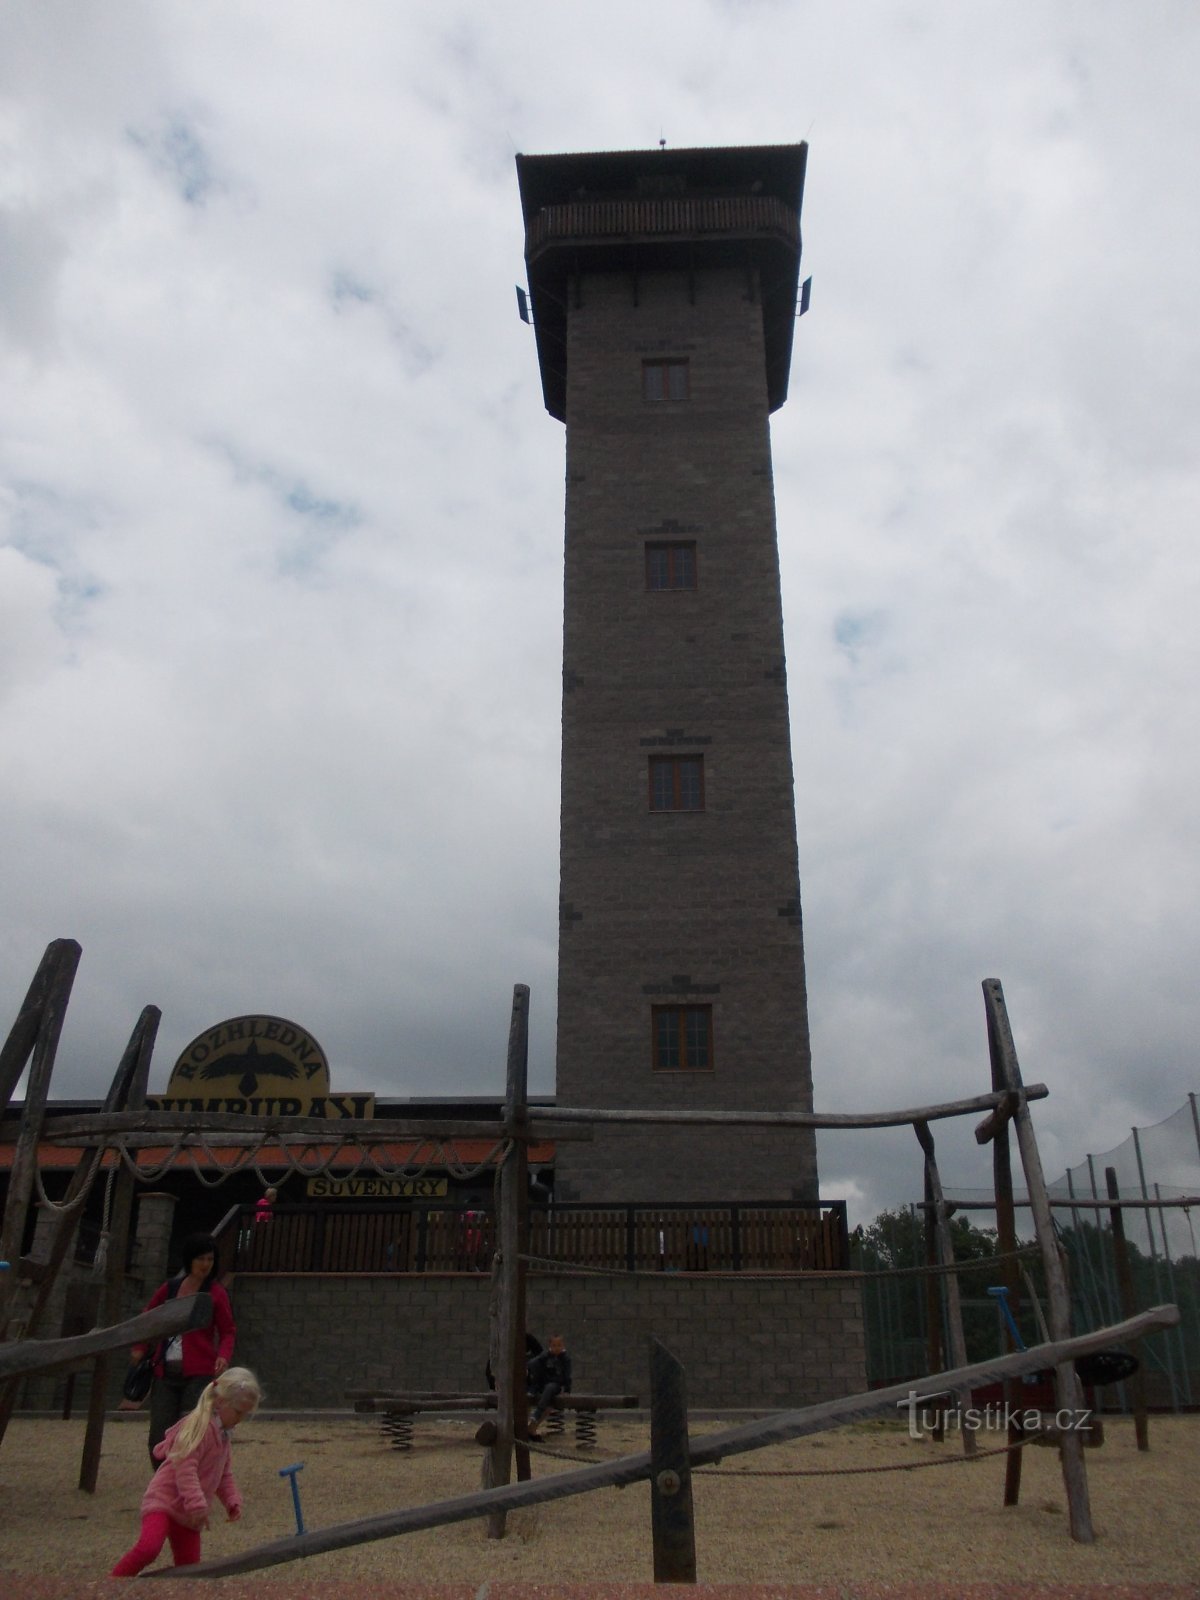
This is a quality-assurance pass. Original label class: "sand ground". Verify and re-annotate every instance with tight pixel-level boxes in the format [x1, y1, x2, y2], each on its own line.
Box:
[0, 1410, 1196, 1592]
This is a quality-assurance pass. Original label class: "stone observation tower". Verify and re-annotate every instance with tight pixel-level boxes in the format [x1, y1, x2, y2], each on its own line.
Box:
[516, 144, 818, 1203]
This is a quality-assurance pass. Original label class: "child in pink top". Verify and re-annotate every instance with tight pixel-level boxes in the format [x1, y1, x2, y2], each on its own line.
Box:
[110, 1366, 262, 1577]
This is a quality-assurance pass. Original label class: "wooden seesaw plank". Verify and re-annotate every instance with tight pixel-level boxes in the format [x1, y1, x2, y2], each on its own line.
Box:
[0, 1291, 213, 1380]
[150, 1302, 1179, 1581]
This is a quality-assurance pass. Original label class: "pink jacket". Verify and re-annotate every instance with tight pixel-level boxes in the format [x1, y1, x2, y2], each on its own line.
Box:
[138, 1278, 236, 1379]
[142, 1413, 243, 1529]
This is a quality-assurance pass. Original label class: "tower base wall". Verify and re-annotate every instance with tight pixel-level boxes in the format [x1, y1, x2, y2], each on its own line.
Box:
[553, 1122, 818, 1205]
[154, 1270, 865, 1412]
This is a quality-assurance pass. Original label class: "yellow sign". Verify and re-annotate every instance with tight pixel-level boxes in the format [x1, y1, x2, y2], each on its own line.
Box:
[149, 1014, 375, 1118]
[306, 1176, 449, 1200]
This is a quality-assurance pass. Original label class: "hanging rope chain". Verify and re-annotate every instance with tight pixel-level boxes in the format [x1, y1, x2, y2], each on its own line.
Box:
[518, 1241, 1043, 1280]
[89, 1131, 512, 1189]
[506, 1428, 1033, 1476]
[697, 1434, 1035, 1477]
[31, 1145, 103, 1218]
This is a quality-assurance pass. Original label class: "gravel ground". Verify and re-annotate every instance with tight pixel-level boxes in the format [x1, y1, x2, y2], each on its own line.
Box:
[0, 1411, 1196, 1595]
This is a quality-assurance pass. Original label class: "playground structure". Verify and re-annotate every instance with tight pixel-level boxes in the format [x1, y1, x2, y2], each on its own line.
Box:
[0, 937, 1182, 1576]
[854, 1093, 1200, 1427]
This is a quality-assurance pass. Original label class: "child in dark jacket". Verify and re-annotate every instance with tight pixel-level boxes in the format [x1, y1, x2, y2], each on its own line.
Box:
[526, 1334, 572, 1437]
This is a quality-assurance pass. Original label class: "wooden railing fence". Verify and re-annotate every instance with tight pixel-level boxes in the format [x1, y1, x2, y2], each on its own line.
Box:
[222, 1199, 849, 1275]
[525, 195, 800, 254]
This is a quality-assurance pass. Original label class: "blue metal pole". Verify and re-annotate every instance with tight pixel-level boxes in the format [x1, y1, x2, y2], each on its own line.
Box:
[278, 1463, 305, 1535]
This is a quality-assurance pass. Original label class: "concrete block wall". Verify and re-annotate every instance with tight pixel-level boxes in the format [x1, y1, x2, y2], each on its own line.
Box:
[224, 1271, 865, 1412]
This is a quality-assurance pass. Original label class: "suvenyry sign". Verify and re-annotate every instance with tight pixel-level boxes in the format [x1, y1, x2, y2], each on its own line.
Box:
[145, 1014, 375, 1119]
[305, 1177, 448, 1199]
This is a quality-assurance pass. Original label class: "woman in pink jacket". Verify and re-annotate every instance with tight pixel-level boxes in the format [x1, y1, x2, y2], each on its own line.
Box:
[110, 1366, 262, 1576]
[128, 1231, 237, 1466]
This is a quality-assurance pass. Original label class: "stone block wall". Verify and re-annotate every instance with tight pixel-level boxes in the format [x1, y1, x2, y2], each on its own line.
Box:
[555, 264, 817, 1204]
[224, 1270, 865, 1412]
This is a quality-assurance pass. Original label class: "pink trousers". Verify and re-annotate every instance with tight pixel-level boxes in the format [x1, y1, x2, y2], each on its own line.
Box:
[110, 1509, 202, 1576]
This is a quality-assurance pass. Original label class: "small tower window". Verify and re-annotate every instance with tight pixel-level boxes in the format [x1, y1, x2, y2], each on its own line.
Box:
[652, 1005, 713, 1071]
[646, 541, 697, 590]
[649, 755, 704, 812]
[642, 359, 689, 401]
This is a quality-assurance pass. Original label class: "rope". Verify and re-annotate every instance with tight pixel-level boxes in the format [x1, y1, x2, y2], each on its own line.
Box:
[521, 1435, 601, 1463]
[31, 1145, 102, 1217]
[518, 1242, 1042, 1280]
[91, 1157, 119, 1274]
[73, 1129, 515, 1195]
[517, 1254, 849, 1280]
[696, 1433, 1033, 1477]
[848, 1243, 1043, 1281]
[512, 1429, 1033, 1477]
[114, 1134, 188, 1183]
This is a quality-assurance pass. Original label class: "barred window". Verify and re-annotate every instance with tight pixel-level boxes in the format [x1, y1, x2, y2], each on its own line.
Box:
[649, 755, 704, 811]
[646, 541, 696, 590]
[642, 359, 689, 401]
[653, 1005, 713, 1071]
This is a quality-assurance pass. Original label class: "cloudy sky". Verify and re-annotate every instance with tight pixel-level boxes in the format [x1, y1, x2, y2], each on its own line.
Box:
[3, 2, 1198, 1226]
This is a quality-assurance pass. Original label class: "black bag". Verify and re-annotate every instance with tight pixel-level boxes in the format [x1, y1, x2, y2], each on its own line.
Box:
[123, 1356, 154, 1403]
[124, 1271, 186, 1401]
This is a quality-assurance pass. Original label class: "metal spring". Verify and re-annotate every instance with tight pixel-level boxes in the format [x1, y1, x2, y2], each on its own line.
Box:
[380, 1413, 414, 1451]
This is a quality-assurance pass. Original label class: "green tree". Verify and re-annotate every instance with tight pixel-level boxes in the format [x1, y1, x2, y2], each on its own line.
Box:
[853, 1207, 1008, 1380]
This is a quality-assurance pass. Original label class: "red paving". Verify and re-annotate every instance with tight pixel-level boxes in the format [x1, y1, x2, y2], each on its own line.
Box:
[9, 1581, 1198, 1599]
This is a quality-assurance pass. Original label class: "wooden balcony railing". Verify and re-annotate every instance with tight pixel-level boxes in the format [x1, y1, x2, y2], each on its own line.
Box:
[525, 195, 800, 256]
[217, 1200, 848, 1276]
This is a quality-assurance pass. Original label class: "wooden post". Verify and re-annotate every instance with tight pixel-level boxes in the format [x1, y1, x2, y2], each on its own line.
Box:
[0, 1145, 100, 1449]
[0, 940, 81, 1338]
[987, 1088, 1025, 1505]
[0, 1006, 160, 1461]
[983, 978, 1093, 1543]
[1105, 1167, 1149, 1451]
[648, 1336, 696, 1583]
[0, 940, 80, 1108]
[79, 1006, 159, 1492]
[914, 1122, 975, 1456]
[922, 1166, 945, 1441]
[486, 984, 530, 1539]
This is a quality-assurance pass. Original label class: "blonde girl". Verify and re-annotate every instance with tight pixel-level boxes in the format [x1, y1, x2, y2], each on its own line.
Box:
[110, 1367, 262, 1577]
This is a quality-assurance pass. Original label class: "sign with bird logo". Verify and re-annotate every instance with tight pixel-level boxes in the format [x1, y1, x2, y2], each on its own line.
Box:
[146, 1014, 375, 1118]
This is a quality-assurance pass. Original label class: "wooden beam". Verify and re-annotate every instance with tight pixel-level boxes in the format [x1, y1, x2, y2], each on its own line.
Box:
[974, 1091, 1019, 1145]
[983, 978, 1092, 1543]
[349, 1391, 637, 1409]
[80, 1004, 160, 1494]
[25, 1112, 586, 1147]
[486, 983, 530, 1537]
[0, 939, 81, 1336]
[150, 1303, 1179, 1580]
[0, 1004, 160, 1456]
[648, 1336, 696, 1582]
[0, 940, 81, 1108]
[988, 1034, 1024, 1508]
[0, 1291, 212, 1381]
[914, 1122, 975, 1458]
[20, 1091, 1053, 1147]
[536, 1086, 1049, 1131]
